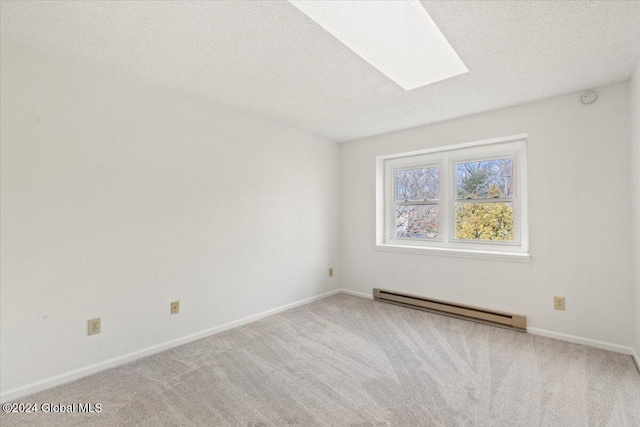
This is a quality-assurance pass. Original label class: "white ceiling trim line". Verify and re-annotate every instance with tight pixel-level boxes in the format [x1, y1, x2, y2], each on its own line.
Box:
[288, 0, 468, 90]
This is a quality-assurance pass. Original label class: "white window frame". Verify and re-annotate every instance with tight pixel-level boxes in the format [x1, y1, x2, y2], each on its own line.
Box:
[376, 134, 530, 262]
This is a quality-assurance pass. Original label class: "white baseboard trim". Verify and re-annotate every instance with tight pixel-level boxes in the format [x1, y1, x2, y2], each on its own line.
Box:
[632, 349, 640, 374]
[339, 289, 373, 299]
[0, 288, 342, 403]
[340, 288, 637, 360]
[341, 290, 639, 360]
[344, 289, 637, 359]
[2, 288, 635, 402]
[527, 327, 635, 355]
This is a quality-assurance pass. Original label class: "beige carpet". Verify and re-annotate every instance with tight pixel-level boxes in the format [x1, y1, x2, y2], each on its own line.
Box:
[2, 294, 639, 426]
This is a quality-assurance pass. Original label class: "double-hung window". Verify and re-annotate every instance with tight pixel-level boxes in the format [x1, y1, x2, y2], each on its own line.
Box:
[377, 134, 529, 260]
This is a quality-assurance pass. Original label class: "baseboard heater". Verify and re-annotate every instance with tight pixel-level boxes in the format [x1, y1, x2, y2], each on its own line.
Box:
[373, 288, 526, 332]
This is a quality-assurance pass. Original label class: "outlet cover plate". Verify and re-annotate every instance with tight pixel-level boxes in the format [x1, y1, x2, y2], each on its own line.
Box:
[171, 301, 179, 315]
[88, 318, 101, 335]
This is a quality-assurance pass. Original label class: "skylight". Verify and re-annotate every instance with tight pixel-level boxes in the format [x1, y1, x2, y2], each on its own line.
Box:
[288, 0, 468, 90]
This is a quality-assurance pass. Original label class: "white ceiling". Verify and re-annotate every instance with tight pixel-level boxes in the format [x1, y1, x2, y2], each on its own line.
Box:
[2, 1, 640, 142]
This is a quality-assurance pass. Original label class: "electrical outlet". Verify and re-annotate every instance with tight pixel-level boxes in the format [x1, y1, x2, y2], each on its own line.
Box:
[88, 318, 101, 335]
[554, 296, 565, 311]
[171, 301, 179, 315]
[329, 268, 334, 277]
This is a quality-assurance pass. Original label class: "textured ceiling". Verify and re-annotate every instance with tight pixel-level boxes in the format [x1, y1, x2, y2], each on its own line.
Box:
[1, 1, 640, 142]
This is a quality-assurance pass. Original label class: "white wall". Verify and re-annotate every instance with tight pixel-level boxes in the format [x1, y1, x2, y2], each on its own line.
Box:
[341, 82, 634, 349]
[631, 59, 640, 360]
[0, 40, 341, 396]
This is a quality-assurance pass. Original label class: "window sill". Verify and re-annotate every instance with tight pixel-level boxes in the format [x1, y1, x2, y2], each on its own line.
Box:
[375, 244, 532, 263]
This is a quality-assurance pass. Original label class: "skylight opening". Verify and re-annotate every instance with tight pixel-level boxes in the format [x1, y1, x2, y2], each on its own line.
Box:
[288, 0, 468, 90]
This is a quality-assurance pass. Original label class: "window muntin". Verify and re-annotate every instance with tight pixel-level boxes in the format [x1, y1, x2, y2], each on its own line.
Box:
[379, 136, 527, 256]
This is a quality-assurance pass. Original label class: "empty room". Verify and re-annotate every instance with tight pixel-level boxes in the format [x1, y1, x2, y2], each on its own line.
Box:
[1, 1, 640, 426]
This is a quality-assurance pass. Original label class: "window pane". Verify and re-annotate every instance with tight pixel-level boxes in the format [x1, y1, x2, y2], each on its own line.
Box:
[395, 205, 439, 239]
[455, 202, 514, 241]
[456, 158, 513, 199]
[396, 167, 439, 202]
